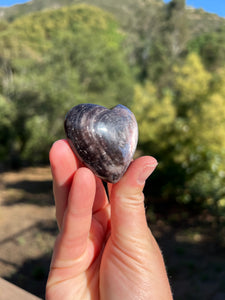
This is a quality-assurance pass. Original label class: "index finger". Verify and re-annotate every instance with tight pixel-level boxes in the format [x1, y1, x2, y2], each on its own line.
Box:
[49, 139, 80, 230]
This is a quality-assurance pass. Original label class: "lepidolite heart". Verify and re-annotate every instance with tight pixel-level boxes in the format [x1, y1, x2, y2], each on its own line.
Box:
[64, 103, 138, 183]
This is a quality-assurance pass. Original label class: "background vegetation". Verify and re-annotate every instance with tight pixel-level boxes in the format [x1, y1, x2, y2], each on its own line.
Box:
[0, 0, 225, 298]
[1, 0, 225, 223]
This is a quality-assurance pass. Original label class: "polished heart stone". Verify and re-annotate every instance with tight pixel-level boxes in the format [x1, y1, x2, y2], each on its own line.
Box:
[64, 103, 138, 183]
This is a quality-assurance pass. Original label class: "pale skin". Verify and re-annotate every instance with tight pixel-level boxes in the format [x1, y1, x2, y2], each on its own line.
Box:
[46, 139, 173, 300]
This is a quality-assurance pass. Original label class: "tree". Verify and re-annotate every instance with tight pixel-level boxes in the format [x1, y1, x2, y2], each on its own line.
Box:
[131, 81, 177, 198]
[165, 0, 189, 58]
[0, 4, 134, 164]
[132, 52, 225, 209]
[0, 95, 16, 162]
[188, 27, 225, 71]
[171, 53, 225, 205]
[132, 81, 175, 148]
[124, 0, 190, 86]
[124, 0, 165, 81]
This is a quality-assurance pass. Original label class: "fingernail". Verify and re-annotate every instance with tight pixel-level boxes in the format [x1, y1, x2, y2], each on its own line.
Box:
[137, 163, 158, 185]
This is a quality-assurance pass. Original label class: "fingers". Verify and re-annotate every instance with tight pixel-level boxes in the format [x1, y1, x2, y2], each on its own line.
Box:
[49, 139, 80, 230]
[57, 167, 96, 261]
[92, 177, 109, 214]
[110, 156, 158, 243]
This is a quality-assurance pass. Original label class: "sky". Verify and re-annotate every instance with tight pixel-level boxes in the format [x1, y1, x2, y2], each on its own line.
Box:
[164, 0, 225, 18]
[0, 0, 30, 6]
[0, 0, 224, 18]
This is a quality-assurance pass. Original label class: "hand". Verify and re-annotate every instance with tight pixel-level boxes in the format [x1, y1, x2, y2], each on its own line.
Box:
[46, 139, 173, 300]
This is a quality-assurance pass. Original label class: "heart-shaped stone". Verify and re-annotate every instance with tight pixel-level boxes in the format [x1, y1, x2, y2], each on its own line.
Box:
[64, 103, 138, 183]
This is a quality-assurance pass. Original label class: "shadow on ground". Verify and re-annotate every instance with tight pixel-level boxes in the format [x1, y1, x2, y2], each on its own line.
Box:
[0, 220, 57, 247]
[3, 224, 225, 300]
[4, 254, 51, 299]
[155, 227, 225, 300]
[3, 179, 54, 206]
[6, 180, 52, 195]
[2, 220, 58, 299]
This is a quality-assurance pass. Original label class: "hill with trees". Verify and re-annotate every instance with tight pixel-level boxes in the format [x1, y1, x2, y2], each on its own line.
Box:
[0, 0, 225, 228]
[0, 4, 133, 163]
[0, 0, 225, 33]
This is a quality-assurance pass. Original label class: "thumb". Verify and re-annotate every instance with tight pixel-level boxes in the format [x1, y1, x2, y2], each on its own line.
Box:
[110, 156, 158, 244]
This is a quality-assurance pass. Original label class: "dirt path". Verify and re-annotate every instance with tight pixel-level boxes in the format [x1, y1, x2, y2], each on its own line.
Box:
[0, 167, 56, 299]
[0, 166, 225, 299]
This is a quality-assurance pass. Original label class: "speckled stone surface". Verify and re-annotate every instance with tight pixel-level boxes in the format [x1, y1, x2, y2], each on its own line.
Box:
[64, 103, 138, 183]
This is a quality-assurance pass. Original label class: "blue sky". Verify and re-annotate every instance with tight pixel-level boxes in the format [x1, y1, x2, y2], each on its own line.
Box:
[164, 0, 225, 18]
[0, 0, 224, 18]
[0, 0, 30, 6]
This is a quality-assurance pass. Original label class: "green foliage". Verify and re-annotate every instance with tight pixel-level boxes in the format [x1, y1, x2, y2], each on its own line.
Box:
[171, 54, 225, 204]
[0, 4, 134, 163]
[123, 0, 165, 81]
[132, 53, 225, 210]
[132, 82, 175, 147]
[0, 0, 164, 23]
[0, 95, 16, 160]
[172, 54, 225, 159]
[188, 28, 225, 70]
[0, 0, 225, 223]
[165, 0, 189, 58]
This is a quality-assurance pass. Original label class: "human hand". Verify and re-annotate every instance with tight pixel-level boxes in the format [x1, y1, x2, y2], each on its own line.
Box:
[46, 139, 173, 300]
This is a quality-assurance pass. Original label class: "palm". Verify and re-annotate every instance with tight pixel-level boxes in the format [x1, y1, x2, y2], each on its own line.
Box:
[99, 226, 153, 300]
[46, 203, 110, 300]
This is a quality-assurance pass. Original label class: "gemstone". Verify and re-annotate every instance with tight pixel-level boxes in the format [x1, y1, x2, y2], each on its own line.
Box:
[64, 103, 138, 183]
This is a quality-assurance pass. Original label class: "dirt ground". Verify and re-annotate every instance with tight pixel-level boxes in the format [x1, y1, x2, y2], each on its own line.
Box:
[0, 166, 225, 299]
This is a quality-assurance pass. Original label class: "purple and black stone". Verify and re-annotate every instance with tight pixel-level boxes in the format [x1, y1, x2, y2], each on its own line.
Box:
[64, 103, 138, 183]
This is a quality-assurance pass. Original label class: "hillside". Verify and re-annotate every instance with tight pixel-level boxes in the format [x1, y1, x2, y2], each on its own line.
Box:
[0, 0, 225, 36]
[0, 0, 162, 22]
[186, 6, 225, 36]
